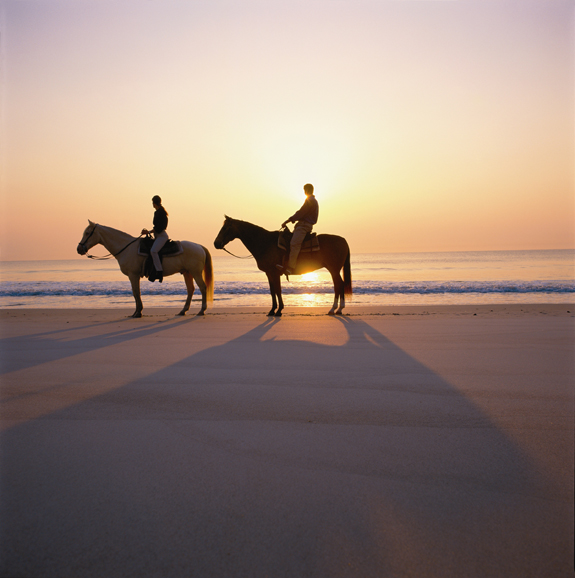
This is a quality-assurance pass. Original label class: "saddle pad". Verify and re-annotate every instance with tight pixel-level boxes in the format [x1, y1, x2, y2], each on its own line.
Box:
[278, 231, 320, 252]
[300, 235, 320, 253]
[138, 238, 183, 257]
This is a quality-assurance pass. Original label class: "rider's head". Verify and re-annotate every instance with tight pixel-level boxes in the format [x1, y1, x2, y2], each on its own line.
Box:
[152, 195, 162, 208]
[303, 184, 314, 196]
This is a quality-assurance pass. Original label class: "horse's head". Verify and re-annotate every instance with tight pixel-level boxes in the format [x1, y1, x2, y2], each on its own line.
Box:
[214, 216, 238, 250]
[77, 220, 99, 255]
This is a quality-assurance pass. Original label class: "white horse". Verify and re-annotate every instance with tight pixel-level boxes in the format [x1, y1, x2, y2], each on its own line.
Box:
[77, 220, 214, 317]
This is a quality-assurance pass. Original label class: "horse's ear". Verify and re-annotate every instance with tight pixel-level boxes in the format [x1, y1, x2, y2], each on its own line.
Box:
[88, 219, 95, 225]
[224, 215, 229, 220]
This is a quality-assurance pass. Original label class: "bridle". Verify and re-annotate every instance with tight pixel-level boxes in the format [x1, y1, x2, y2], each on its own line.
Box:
[78, 223, 143, 260]
[78, 223, 98, 251]
[217, 221, 254, 259]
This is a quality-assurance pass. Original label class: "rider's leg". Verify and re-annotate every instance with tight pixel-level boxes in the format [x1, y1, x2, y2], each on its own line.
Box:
[287, 222, 312, 271]
[151, 231, 169, 272]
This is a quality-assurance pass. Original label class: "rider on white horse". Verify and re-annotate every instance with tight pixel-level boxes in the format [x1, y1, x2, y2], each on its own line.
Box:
[141, 195, 169, 283]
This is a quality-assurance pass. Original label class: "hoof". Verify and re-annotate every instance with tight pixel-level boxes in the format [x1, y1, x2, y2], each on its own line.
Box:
[267, 311, 276, 317]
[336, 310, 343, 315]
[130, 312, 142, 318]
[176, 311, 186, 316]
[196, 310, 205, 316]
[327, 310, 336, 316]
[274, 311, 283, 317]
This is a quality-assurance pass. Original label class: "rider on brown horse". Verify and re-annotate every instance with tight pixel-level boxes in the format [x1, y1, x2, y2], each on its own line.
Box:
[277, 184, 319, 276]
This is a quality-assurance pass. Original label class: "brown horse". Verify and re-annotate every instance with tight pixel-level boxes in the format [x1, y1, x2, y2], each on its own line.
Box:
[214, 216, 351, 316]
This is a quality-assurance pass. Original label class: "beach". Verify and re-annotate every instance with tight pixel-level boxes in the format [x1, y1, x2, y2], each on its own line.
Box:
[0, 304, 573, 577]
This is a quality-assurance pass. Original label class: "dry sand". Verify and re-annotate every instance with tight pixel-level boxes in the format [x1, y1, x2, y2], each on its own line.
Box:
[0, 305, 573, 577]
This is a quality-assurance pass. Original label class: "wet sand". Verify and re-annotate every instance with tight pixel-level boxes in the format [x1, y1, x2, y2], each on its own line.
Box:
[1, 305, 573, 577]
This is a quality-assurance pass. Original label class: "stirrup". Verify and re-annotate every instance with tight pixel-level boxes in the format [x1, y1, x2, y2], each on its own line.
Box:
[276, 264, 293, 275]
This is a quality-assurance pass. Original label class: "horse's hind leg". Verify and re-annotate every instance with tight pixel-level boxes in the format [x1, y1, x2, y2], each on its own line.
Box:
[328, 270, 344, 315]
[336, 287, 345, 315]
[191, 270, 208, 315]
[328, 293, 338, 315]
[178, 272, 195, 316]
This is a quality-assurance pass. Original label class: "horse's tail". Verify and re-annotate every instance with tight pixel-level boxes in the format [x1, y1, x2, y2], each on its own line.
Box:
[201, 245, 214, 303]
[343, 249, 352, 299]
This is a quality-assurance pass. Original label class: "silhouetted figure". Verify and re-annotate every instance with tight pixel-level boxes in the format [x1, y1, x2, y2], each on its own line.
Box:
[278, 184, 319, 275]
[141, 195, 169, 282]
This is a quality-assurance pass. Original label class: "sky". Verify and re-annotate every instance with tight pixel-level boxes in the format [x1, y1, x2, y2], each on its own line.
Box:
[0, 0, 573, 260]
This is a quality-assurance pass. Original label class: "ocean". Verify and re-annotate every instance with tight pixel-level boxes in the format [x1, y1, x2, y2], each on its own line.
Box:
[0, 250, 573, 309]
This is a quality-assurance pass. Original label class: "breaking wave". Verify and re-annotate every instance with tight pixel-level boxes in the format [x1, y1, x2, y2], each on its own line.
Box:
[1, 280, 573, 298]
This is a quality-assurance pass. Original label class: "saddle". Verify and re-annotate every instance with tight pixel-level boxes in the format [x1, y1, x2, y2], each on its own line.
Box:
[138, 236, 183, 258]
[138, 236, 183, 279]
[278, 229, 320, 253]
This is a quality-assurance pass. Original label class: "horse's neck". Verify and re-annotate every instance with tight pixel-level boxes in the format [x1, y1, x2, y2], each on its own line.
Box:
[237, 222, 273, 258]
[97, 225, 135, 255]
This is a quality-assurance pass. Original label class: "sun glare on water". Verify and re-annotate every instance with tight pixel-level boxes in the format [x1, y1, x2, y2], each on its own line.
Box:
[290, 271, 328, 306]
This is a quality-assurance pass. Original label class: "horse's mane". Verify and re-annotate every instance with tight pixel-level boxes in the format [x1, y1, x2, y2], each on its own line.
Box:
[225, 216, 279, 236]
[90, 222, 137, 240]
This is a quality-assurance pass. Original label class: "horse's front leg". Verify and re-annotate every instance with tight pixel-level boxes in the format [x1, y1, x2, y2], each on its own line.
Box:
[128, 273, 143, 318]
[266, 274, 277, 316]
[272, 273, 284, 317]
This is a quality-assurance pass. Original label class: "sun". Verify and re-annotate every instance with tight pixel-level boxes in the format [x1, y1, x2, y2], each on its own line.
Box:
[300, 272, 320, 283]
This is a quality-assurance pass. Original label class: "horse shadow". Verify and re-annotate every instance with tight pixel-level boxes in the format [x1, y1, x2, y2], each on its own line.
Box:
[0, 312, 204, 376]
[0, 316, 561, 578]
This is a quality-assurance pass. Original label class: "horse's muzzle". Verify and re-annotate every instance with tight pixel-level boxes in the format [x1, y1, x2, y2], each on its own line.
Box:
[214, 240, 223, 250]
[77, 244, 87, 255]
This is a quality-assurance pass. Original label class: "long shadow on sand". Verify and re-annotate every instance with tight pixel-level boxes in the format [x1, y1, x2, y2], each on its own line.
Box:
[0, 316, 565, 578]
[0, 313, 204, 375]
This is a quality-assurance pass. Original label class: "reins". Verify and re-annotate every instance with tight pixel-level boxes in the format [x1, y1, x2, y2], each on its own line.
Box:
[80, 224, 144, 260]
[87, 236, 143, 260]
[222, 247, 254, 259]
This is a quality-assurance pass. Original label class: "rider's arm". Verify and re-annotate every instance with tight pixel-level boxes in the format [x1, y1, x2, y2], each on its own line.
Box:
[286, 198, 311, 225]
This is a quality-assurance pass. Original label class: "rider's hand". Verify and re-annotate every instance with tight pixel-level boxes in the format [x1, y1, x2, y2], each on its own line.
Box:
[281, 221, 288, 229]
[141, 228, 149, 235]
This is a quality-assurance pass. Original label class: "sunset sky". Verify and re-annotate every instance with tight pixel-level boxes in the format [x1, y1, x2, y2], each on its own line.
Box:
[1, 0, 573, 261]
